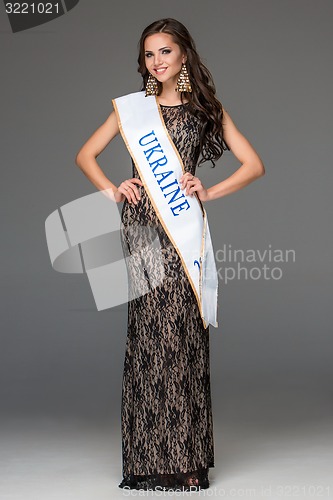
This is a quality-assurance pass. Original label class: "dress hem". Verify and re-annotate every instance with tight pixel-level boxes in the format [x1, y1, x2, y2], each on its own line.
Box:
[118, 462, 214, 491]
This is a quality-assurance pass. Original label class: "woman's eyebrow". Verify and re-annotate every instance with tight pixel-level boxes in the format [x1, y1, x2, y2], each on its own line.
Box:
[145, 46, 172, 53]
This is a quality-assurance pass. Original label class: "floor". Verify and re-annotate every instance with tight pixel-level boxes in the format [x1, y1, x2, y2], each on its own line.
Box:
[0, 412, 332, 500]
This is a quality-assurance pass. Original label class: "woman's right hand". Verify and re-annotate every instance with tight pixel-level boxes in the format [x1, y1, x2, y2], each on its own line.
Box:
[114, 178, 144, 204]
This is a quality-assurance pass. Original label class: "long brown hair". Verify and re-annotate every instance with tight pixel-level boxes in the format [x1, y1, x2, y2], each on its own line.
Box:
[137, 18, 230, 167]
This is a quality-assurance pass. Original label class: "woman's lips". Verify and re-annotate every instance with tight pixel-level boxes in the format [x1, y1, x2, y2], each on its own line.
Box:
[154, 67, 167, 75]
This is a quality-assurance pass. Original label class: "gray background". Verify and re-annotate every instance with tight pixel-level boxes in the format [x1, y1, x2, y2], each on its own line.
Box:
[1, 1, 332, 499]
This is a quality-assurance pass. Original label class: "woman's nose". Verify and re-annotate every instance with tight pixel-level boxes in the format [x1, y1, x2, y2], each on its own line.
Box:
[154, 53, 162, 66]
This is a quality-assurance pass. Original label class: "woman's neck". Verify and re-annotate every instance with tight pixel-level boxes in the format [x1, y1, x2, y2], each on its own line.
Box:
[157, 79, 188, 106]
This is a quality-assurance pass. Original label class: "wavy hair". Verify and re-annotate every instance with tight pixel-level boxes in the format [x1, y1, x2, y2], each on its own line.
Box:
[137, 18, 230, 167]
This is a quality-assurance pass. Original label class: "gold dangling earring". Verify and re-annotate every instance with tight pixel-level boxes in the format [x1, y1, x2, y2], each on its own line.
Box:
[175, 63, 192, 93]
[145, 73, 159, 96]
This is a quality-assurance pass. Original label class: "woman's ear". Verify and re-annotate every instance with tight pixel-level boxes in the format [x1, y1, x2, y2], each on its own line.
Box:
[182, 53, 187, 64]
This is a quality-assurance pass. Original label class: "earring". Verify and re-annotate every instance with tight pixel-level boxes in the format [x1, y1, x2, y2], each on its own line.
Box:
[175, 63, 192, 93]
[145, 73, 159, 96]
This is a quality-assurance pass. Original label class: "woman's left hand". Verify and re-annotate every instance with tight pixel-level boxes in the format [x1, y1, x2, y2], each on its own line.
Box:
[179, 172, 210, 202]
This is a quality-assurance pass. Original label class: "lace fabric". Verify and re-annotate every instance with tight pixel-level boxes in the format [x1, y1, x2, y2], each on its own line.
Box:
[119, 104, 214, 490]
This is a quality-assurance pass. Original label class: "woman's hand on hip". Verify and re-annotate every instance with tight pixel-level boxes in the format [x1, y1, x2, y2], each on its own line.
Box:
[114, 178, 143, 204]
[179, 172, 210, 202]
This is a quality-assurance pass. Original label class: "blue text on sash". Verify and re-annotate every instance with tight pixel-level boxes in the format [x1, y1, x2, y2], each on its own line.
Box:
[138, 130, 190, 216]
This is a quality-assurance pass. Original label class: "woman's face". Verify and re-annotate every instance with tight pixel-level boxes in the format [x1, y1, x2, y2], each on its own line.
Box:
[144, 33, 186, 85]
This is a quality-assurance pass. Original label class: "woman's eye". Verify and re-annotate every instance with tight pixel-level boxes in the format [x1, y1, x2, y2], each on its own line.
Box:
[145, 50, 170, 57]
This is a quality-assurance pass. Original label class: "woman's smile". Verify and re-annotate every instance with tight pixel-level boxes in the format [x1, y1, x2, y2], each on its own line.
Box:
[154, 67, 168, 75]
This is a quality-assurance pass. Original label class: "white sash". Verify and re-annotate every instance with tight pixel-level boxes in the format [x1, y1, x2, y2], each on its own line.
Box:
[112, 91, 218, 328]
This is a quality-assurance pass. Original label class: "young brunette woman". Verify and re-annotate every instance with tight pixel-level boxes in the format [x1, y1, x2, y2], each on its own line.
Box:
[75, 18, 265, 492]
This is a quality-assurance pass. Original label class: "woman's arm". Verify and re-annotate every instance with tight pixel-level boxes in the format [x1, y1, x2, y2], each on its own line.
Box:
[206, 108, 265, 201]
[75, 111, 121, 193]
[180, 108, 265, 202]
[75, 110, 143, 203]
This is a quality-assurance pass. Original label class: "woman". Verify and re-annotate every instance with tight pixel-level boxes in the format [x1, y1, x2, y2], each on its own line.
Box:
[75, 18, 265, 492]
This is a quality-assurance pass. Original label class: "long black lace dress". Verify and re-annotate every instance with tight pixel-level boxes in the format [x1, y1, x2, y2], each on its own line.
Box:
[118, 103, 214, 491]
